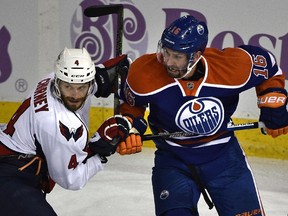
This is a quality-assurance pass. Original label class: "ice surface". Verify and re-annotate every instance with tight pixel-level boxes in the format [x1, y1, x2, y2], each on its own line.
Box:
[47, 147, 288, 216]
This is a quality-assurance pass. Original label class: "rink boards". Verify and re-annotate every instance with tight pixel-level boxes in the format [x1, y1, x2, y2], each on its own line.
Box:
[1, 101, 287, 160]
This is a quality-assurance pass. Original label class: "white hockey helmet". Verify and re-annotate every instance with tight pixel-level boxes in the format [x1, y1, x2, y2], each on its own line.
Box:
[55, 47, 96, 83]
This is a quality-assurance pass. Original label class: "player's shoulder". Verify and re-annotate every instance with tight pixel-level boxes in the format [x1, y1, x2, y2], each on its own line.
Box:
[237, 44, 268, 54]
[131, 53, 163, 74]
[202, 47, 253, 86]
[204, 47, 251, 59]
[128, 53, 174, 94]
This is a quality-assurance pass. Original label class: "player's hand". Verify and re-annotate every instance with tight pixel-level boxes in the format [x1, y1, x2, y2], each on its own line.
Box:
[94, 54, 130, 98]
[117, 115, 147, 155]
[258, 88, 288, 138]
[88, 115, 131, 159]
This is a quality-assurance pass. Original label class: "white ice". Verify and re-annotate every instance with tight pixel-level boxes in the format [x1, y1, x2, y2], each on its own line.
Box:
[47, 147, 288, 216]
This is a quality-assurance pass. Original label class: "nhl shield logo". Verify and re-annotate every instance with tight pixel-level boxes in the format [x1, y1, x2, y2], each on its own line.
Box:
[175, 97, 224, 136]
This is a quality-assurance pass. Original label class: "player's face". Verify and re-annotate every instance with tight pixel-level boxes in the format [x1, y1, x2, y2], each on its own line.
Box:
[162, 48, 189, 78]
[58, 80, 90, 111]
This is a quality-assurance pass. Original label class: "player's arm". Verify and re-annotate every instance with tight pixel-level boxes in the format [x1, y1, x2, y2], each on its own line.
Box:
[115, 71, 148, 155]
[255, 66, 288, 138]
[93, 54, 149, 155]
[94, 54, 130, 98]
[85, 114, 132, 161]
[239, 45, 288, 138]
[40, 115, 131, 190]
[257, 85, 288, 138]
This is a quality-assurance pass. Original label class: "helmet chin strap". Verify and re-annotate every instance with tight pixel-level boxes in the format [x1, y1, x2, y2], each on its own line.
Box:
[178, 55, 202, 79]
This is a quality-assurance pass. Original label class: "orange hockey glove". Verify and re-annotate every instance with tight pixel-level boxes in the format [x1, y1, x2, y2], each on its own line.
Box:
[117, 115, 147, 155]
[258, 88, 288, 138]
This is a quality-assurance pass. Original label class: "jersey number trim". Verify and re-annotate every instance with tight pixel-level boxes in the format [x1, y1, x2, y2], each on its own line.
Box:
[4, 98, 31, 137]
[252, 55, 268, 79]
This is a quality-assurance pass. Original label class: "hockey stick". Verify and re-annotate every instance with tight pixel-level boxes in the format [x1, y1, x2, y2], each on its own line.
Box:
[84, 4, 124, 115]
[142, 121, 265, 141]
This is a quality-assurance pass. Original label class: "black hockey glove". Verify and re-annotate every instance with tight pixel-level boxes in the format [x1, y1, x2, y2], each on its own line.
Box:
[258, 88, 288, 138]
[88, 115, 131, 163]
[94, 54, 130, 98]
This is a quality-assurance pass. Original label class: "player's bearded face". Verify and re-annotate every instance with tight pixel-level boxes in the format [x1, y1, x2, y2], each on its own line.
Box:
[162, 48, 189, 78]
[58, 81, 90, 111]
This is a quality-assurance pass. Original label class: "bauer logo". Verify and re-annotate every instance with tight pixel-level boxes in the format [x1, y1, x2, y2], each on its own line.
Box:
[175, 97, 224, 136]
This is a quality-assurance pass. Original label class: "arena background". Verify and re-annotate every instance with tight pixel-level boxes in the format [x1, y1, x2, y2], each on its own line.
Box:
[0, 0, 287, 159]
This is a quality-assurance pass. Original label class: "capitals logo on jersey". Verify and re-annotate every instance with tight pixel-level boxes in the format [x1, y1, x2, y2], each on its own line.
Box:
[175, 97, 224, 136]
[59, 121, 83, 141]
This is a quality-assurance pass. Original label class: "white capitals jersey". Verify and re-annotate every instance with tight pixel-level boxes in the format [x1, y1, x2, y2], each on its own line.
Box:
[0, 73, 103, 190]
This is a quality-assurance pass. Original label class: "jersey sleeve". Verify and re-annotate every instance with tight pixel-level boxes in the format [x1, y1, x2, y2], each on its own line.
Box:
[238, 45, 286, 95]
[119, 55, 157, 118]
[120, 102, 146, 118]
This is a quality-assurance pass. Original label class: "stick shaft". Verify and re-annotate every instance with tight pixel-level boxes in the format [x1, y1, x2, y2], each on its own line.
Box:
[142, 121, 265, 141]
[84, 4, 124, 115]
[114, 5, 124, 115]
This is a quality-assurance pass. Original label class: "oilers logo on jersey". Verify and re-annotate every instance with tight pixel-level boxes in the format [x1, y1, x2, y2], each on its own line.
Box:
[175, 97, 224, 136]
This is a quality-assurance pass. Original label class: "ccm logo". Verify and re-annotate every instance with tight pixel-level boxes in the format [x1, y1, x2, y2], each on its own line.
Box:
[71, 75, 84, 78]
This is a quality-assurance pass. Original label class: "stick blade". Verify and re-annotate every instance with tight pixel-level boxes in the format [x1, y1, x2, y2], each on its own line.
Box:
[84, 4, 123, 17]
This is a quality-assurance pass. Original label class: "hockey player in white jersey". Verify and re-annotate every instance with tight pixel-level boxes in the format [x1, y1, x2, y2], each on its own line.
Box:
[0, 47, 139, 215]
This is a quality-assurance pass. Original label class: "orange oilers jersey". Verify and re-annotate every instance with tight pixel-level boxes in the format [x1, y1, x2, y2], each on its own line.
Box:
[120, 45, 285, 162]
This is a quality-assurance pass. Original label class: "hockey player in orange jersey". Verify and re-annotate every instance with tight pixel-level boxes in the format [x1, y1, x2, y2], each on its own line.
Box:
[117, 15, 288, 215]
